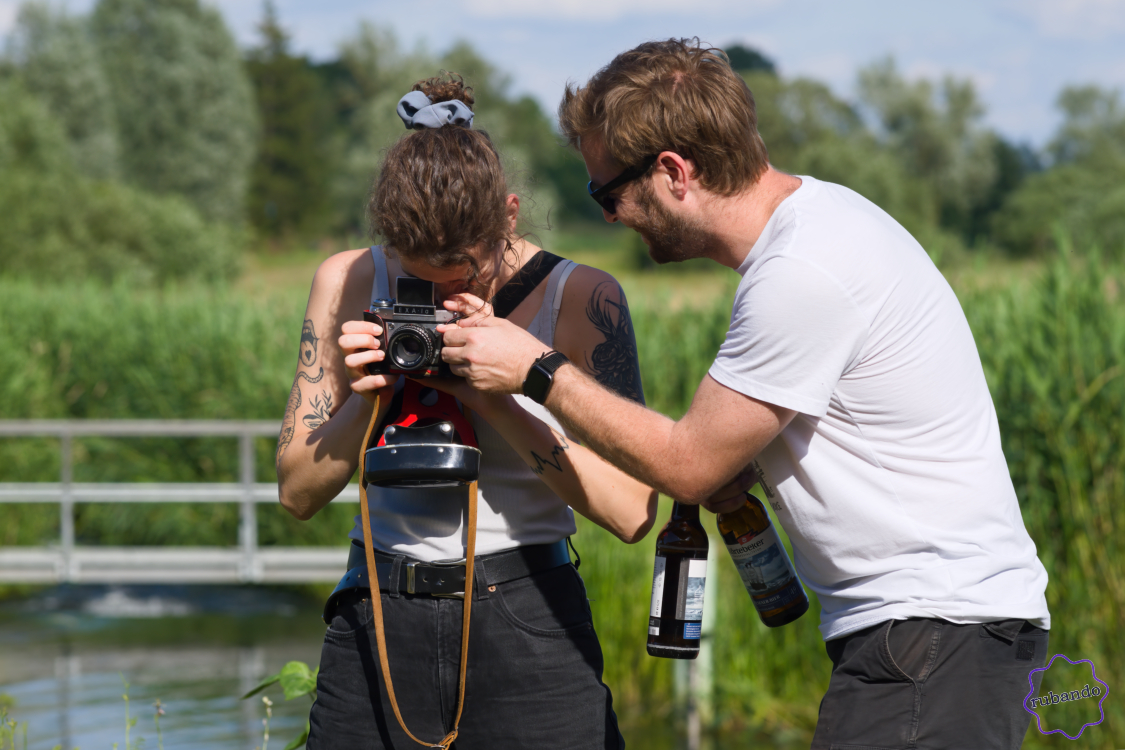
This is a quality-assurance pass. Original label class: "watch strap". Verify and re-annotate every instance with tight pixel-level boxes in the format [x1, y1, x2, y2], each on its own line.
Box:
[522, 350, 569, 404]
[535, 350, 569, 376]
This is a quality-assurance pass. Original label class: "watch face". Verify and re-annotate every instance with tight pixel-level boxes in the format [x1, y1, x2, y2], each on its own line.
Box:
[523, 365, 552, 404]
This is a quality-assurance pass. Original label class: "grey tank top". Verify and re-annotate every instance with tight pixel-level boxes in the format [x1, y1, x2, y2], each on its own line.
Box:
[348, 247, 579, 561]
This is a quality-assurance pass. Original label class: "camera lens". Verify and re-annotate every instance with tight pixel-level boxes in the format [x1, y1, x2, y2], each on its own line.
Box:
[388, 327, 435, 370]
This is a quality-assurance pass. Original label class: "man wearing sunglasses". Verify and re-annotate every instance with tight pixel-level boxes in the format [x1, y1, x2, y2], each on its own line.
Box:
[438, 38, 1049, 750]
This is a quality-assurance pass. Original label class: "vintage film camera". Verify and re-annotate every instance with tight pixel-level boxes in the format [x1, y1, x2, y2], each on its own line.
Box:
[364, 276, 460, 377]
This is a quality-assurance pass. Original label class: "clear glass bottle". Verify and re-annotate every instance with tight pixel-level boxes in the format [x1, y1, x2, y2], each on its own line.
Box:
[717, 492, 809, 627]
[647, 502, 709, 659]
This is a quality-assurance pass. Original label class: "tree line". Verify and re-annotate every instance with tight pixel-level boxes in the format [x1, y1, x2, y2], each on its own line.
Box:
[1, 0, 1123, 283]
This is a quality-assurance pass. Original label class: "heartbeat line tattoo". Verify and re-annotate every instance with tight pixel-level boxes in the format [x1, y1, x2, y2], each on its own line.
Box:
[530, 433, 571, 476]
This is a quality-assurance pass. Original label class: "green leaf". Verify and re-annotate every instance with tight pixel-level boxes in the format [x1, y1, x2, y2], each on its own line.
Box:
[278, 662, 316, 701]
[282, 721, 310, 750]
[240, 673, 280, 700]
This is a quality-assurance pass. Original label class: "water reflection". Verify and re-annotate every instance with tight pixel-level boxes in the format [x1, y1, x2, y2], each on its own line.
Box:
[0, 584, 325, 750]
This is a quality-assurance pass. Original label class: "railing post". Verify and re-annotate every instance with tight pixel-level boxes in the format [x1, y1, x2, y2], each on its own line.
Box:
[59, 432, 75, 582]
[239, 432, 260, 582]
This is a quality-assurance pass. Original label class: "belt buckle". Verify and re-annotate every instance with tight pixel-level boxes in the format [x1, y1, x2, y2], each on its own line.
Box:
[405, 560, 466, 598]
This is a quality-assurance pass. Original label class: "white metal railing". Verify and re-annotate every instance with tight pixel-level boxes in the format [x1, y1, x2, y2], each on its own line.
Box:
[0, 420, 356, 584]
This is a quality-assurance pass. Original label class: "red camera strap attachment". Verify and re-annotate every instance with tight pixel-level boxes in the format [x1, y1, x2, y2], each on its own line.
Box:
[375, 379, 478, 449]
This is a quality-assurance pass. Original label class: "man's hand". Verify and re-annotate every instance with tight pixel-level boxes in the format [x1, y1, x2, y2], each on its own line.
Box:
[437, 293, 551, 395]
[700, 467, 759, 514]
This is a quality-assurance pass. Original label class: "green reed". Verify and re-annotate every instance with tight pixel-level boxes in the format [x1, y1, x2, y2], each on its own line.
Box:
[1, 246, 1123, 746]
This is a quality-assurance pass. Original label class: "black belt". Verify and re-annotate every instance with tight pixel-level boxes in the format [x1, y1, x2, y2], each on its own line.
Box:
[323, 539, 572, 623]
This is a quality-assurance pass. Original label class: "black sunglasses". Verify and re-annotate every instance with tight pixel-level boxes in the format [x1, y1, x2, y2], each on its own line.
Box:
[587, 154, 659, 214]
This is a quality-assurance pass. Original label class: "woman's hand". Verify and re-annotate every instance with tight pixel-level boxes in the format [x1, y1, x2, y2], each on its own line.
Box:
[437, 293, 551, 394]
[339, 319, 399, 405]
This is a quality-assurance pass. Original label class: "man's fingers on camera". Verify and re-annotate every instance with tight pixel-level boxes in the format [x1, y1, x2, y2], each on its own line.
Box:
[442, 293, 492, 324]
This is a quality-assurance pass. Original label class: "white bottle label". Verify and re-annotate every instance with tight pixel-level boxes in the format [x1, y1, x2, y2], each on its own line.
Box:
[649, 555, 667, 620]
[726, 524, 794, 595]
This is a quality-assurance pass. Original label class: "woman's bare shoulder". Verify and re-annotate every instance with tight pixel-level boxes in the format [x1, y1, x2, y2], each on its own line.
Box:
[310, 247, 375, 295]
[559, 264, 630, 322]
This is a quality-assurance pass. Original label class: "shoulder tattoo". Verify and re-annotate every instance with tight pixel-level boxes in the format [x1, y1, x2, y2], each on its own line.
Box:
[585, 281, 645, 404]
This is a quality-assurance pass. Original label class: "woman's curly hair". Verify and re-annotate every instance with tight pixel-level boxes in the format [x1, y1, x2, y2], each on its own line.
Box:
[368, 72, 511, 293]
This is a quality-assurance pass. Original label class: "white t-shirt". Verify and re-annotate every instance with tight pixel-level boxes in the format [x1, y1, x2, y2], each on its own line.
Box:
[708, 176, 1050, 640]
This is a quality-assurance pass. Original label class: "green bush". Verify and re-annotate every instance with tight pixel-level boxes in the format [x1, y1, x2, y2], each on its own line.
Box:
[0, 80, 244, 283]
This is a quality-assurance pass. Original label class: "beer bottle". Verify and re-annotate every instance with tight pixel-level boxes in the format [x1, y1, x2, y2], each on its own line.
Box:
[717, 492, 809, 627]
[647, 502, 709, 659]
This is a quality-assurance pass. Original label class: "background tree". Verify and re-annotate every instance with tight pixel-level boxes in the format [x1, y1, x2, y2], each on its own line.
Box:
[723, 43, 777, 75]
[0, 78, 242, 282]
[857, 58, 1001, 241]
[992, 86, 1125, 256]
[91, 0, 258, 224]
[245, 2, 333, 239]
[3, 2, 119, 180]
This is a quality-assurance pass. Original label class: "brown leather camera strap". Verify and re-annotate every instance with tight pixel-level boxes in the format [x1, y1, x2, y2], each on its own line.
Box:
[358, 393, 477, 750]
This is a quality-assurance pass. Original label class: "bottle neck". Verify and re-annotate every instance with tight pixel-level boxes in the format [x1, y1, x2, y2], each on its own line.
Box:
[670, 502, 700, 522]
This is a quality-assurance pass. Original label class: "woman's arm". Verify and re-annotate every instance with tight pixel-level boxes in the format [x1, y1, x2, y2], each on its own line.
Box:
[276, 249, 396, 520]
[443, 266, 659, 543]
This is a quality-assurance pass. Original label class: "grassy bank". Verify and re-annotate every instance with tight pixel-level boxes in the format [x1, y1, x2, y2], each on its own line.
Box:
[1, 247, 1123, 746]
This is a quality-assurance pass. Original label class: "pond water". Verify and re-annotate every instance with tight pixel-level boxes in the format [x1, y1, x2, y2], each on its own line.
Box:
[0, 585, 713, 750]
[0, 585, 325, 750]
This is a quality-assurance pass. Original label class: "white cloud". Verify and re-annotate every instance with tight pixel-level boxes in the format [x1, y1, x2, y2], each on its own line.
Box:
[0, 2, 19, 36]
[465, 0, 779, 21]
[1007, 0, 1125, 40]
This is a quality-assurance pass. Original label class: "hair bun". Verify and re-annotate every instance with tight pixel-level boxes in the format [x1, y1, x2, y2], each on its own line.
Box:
[413, 72, 475, 111]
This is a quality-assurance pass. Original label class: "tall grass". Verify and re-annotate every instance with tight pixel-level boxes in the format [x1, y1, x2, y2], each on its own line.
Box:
[1, 248, 1123, 746]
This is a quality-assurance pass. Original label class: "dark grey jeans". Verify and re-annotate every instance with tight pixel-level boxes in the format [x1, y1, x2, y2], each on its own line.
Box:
[811, 617, 1049, 750]
[306, 562, 625, 750]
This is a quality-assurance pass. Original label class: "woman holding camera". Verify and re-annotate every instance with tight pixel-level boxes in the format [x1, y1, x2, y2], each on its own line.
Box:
[275, 73, 657, 750]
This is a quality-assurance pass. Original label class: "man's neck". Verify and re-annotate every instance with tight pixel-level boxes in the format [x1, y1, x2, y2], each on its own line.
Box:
[700, 167, 802, 270]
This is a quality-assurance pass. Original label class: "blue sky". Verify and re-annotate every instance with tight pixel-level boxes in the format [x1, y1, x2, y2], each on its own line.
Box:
[4, 0, 1125, 146]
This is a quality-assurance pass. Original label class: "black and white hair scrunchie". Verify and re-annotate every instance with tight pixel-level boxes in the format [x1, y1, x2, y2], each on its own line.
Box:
[396, 90, 474, 130]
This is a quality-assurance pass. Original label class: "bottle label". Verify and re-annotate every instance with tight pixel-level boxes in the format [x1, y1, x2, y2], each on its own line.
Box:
[649, 555, 667, 620]
[750, 580, 805, 613]
[683, 621, 702, 639]
[727, 525, 795, 600]
[677, 558, 707, 623]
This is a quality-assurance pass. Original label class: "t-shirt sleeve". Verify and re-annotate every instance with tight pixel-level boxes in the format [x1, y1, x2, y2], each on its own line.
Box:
[708, 257, 868, 418]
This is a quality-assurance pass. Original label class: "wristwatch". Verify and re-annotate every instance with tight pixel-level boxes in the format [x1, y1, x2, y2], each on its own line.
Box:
[522, 351, 570, 405]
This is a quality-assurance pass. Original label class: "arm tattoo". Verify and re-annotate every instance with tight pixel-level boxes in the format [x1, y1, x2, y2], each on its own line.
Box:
[276, 367, 325, 467]
[302, 390, 334, 430]
[277, 379, 301, 467]
[585, 282, 645, 404]
[530, 433, 570, 476]
[300, 319, 319, 367]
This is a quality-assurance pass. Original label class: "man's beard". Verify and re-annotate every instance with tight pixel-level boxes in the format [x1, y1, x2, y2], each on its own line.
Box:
[631, 180, 715, 264]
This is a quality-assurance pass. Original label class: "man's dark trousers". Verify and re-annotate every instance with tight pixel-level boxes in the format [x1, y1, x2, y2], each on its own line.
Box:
[811, 617, 1049, 749]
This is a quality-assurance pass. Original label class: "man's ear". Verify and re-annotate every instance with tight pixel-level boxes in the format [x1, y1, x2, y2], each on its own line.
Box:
[506, 193, 520, 232]
[654, 151, 693, 201]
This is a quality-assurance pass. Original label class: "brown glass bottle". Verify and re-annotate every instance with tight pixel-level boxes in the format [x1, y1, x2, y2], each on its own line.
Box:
[647, 502, 709, 659]
[717, 492, 809, 627]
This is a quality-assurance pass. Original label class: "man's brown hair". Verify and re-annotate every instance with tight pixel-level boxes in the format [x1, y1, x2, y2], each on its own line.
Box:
[558, 38, 769, 196]
[369, 72, 511, 287]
